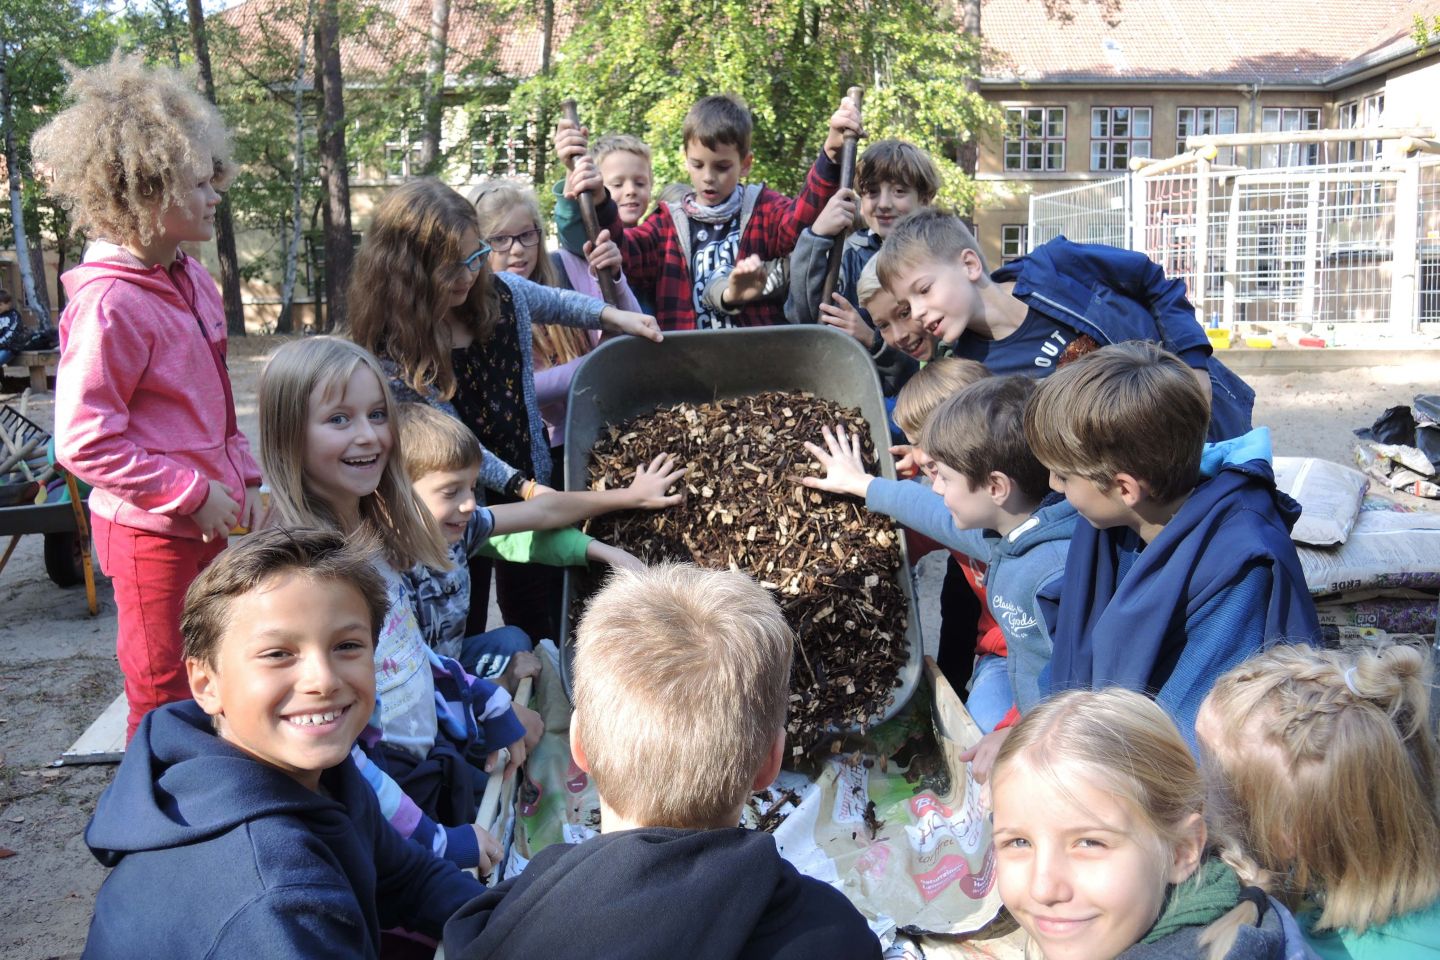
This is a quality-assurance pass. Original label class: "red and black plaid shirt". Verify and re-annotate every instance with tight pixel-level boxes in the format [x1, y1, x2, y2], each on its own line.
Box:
[599, 151, 840, 331]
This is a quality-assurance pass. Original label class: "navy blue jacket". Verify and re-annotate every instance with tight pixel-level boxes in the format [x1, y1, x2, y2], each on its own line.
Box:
[1050, 429, 1319, 742]
[991, 237, 1255, 442]
[83, 700, 484, 959]
[445, 826, 881, 960]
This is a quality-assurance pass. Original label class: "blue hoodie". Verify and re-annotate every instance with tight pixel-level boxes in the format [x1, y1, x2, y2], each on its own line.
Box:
[83, 700, 484, 959]
[1050, 428, 1320, 746]
[989, 237, 1256, 442]
[866, 478, 1077, 714]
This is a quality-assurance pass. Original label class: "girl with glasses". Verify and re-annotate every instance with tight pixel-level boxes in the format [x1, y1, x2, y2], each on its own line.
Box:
[349, 177, 660, 643]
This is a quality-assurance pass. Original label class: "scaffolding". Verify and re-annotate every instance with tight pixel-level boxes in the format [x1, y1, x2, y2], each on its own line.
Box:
[1027, 128, 1440, 332]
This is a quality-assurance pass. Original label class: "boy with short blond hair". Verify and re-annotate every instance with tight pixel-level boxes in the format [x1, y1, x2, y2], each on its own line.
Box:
[556, 92, 859, 330]
[82, 528, 484, 959]
[874, 207, 1256, 441]
[805, 375, 1075, 734]
[443, 562, 880, 959]
[1025, 342, 1318, 747]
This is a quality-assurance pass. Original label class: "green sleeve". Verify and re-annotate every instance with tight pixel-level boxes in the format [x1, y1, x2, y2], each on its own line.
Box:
[474, 527, 595, 567]
[551, 180, 590, 256]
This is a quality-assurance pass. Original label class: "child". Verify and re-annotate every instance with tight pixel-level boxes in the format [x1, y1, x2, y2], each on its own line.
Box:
[874, 207, 1255, 442]
[348, 177, 660, 645]
[34, 56, 264, 740]
[472, 178, 642, 477]
[0, 289, 26, 367]
[82, 527, 485, 958]
[555, 92, 860, 329]
[443, 562, 880, 959]
[857, 257, 936, 364]
[397, 401, 682, 671]
[552, 133, 658, 313]
[787, 139, 940, 396]
[889, 360, 1004, 696]
[1024, 342, 1319, 748]
[259, 335, 540, 873]
[804, 374, 1075, 735]
[992, 687, 1308, 960]
[1198, 642, 1440, 957]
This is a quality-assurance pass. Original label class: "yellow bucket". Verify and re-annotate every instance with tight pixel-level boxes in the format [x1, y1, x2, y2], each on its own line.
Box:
[1206, 328, 1231, 350]
[1245, 336, 1273, 350]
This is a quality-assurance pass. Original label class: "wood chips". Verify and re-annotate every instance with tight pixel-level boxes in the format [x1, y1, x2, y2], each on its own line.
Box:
[582, 391, 910, 751]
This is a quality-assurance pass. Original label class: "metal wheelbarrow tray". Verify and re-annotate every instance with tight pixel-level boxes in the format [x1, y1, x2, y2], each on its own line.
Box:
[559, 326, 924, 730]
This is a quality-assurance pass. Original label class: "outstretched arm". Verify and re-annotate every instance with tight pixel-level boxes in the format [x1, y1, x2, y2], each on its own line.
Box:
[488, 453, 686, 535]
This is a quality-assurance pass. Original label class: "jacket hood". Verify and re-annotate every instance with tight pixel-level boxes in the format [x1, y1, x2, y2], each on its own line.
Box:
[85, 700, 337, 867]
[444, 826, 877, 960]
[998, 493, 1078, 557]
[61, 242, 197, 302]
[1198, 427, 1301, 532]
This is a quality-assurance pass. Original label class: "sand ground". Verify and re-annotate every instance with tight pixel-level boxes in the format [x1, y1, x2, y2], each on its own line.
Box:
[1, 335, 1435, 958]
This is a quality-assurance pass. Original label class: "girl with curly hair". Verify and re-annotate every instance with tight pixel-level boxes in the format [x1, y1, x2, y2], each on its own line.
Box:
[347, 177, 659, 644]
[33, 55, 264, 741]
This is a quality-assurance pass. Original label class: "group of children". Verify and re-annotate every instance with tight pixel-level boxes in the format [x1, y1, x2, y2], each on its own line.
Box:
[24, 52, 1440, 960]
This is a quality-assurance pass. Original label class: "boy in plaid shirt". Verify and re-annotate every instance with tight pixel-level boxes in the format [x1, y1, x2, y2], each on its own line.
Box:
[554, 93, 860, 330]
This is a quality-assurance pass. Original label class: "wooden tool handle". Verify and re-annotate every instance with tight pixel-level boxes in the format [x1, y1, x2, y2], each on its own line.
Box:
[819, 86, 865, 311]
[560, 98, 620, 307]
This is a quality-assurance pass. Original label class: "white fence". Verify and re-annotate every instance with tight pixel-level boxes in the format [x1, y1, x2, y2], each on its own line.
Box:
[1028, 131, 1440, 331]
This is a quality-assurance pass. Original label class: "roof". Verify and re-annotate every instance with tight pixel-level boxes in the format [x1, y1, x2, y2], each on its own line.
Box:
[979, 0, 1440, 86]
[217, 0, 573, 85]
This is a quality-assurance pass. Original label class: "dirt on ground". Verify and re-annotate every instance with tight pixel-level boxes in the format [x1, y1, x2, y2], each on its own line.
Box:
[1, 335, 1436, 958]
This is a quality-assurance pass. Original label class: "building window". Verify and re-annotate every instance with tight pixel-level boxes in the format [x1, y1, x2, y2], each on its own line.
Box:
[1001, 224, 1028, 261]
[1090, 107, 1151, 171]
[1261, 108, 1322, 166]
[1004, 107, 1066, 172]
[1177, 107, 1237, 165]
[383, 132, 423, 181]
[469, 112, 534, 180]
[1338, 93, 1385, 162]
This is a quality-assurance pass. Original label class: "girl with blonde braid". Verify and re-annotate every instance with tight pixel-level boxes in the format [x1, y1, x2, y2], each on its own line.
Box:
[1197, 642, 1440, 959]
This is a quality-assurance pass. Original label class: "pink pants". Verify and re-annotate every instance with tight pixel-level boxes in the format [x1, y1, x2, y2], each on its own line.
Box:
[92, 517, 226, 742]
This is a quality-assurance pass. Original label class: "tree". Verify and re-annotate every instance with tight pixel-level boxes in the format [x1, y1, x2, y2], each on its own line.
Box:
[417, 0, 449, 173]
[513, 0, 998, 212]
[278, 0, 314, 333]
[0, 39, 48, 329]
[314, 0, 352, 330]
[185, 0, 248, 336]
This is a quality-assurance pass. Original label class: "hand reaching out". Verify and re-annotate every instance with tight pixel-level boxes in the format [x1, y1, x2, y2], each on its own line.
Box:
[625, 453, 687, 508]
[801, 424, 876, 500]
[723, 255, 769, 307]
[599, 306, 663, 343]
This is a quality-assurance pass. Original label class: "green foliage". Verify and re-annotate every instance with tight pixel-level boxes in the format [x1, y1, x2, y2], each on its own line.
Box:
[513, 0, 998, 211]
[0, 0, 119, 251]
[1412, 13, 1440, 54]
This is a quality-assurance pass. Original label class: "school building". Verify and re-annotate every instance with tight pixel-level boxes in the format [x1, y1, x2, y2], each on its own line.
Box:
[976, 0, 1440, 336]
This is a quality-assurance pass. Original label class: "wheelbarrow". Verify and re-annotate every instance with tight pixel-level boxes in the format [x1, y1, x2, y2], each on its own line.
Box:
[558, 326, 924, 729]
[0, 404, 99, 615]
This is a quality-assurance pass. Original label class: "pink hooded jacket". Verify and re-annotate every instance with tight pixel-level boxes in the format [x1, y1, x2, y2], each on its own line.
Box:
[55, 243, 262, 540]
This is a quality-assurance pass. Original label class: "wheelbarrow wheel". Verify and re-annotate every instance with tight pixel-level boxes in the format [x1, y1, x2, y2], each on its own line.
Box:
[44, 531, 84, 587]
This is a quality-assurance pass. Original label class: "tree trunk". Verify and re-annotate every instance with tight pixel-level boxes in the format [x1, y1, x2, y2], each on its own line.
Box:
[532, 0, 555, 183]
[418, 0, 450, 175]
[0, 43, 49, 331]
[278, 3, 313, 336]
[957, 0, 981, 186]
[315, 0, 352, 331]
[27, 242, 50, 314]
[185, 0, 248, 337]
